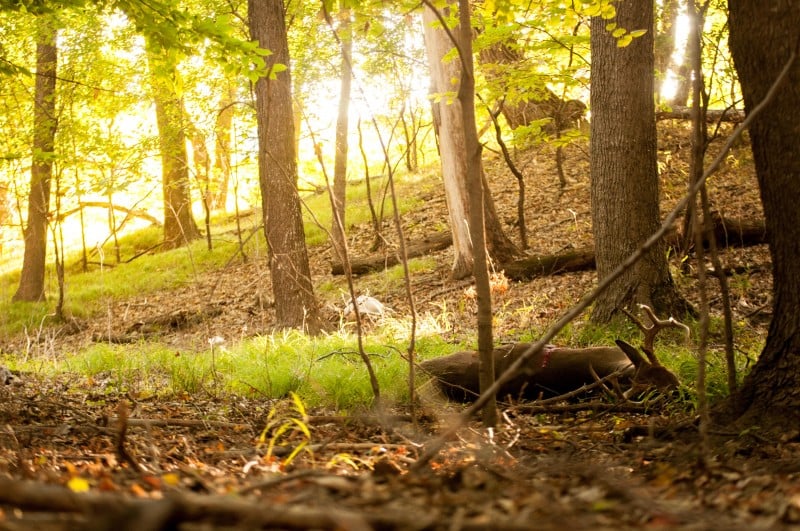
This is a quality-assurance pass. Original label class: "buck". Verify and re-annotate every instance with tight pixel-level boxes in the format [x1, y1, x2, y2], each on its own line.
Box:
[422, 306, 688, 402]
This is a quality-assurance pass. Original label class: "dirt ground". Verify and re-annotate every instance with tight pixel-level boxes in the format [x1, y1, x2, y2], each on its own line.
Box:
[1, 122, 798, 530]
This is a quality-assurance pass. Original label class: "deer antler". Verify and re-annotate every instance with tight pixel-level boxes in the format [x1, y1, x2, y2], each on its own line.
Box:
[621, 304, 690, 365]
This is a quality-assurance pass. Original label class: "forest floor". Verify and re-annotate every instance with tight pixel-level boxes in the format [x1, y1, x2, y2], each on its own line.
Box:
[1, 122, 799, 530]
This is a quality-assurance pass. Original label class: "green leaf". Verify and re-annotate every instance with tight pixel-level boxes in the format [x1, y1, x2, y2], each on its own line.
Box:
[600, 3, 616, 19]
[617, 34, 633, 48]
[583, 4, 601, 17]
[629, 29, 648, 38]
[266, 62, 287, 80]
[605, 22, 617, 32]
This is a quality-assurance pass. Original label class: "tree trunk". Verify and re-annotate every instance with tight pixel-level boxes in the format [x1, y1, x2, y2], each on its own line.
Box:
[14, 18, 57, 303]
[589, 2, 689, 323]
[655, 0, 691, 106]
[721, 0, 800, 427]
[331, 10, 353, 261]
[422, 4, 517, 280]
[145, 42, 201, 249]
[456, 0, 497, 427]
[211, 85, 235, 211]
[249, 0, 321, 334]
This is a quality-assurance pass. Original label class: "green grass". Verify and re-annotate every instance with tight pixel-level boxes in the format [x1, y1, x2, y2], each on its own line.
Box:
[0, 230, 266, 334]
[0, 166, 457, 410]
[9, 325, 460, 409]
[300, 171, 434, 247]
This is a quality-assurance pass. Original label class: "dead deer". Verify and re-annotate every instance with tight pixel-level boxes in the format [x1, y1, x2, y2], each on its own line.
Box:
[421, 305, 689, 402]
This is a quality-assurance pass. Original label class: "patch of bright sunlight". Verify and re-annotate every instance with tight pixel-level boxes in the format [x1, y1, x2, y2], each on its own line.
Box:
[660, 9, 691, 101]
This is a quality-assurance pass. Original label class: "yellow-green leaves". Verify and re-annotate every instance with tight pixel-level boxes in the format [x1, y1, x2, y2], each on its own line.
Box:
[576, 0, 616, 20]
[616, 28, 647, 48]
[603, 10, 648, 48]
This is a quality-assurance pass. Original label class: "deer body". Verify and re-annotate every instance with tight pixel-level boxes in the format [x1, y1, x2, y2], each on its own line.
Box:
[421, 341, 679, 402]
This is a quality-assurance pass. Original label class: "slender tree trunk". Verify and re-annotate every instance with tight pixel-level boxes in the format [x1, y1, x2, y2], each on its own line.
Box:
[331, 10, 353, 261]
[655, 0, 690, 105]
[14, 18, 57, 302]
[422, 3, 517, 280]
[589, 2, 689, 323]
[721, 0, 800, 428]
[190, 127, 213, 250]
[212, 85, 235, 211]
[249, 0, 321, 333]
[146, 42, 201, 249]
[456, 0, 497, 427]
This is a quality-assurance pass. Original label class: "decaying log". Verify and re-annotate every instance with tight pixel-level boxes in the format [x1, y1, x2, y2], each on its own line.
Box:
[706, 211, 767, 248]
[333, 214, 765, 279]
[330, 232, 452, 275]
[0, 477, 433, 530]
[656, 107, 745, 123]
[502, 214, 766, 281]
[501, 247, 595, 281]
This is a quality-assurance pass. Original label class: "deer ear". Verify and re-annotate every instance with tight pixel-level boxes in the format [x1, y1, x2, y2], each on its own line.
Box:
[615, 339, 648, 368]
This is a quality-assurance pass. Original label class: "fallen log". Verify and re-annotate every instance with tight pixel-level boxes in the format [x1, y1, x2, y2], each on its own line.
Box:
[0, 477, 433, 530]
[332, 214, 766, 279]
[656, 107, 745, 123]
[330, 232, 452, 275]
[707, 211, 767, 248]
[500, 247, 595, 281]
[503, 214, 766, 281]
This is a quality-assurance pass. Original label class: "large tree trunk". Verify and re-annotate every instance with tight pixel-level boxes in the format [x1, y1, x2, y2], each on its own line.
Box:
[589, 2, 689, 323]
[721, 0, 800, 427]
[331, 10, 352, 261]
[14, 18, 57, 302]
[146, 42, 201, 249]
[422, 4, 517, 280]
[248, 0, 321, 333]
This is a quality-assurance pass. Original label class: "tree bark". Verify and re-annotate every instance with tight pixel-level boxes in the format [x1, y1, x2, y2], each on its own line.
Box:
[422, 4, 517, 280]
[249, 0, 321, 333]
[589, 2, 689, 323]
[145, 42, 201, 249]
[721, 0, 800, 427]
[330, 232, 452, 276]
[14, 17, 57, 302]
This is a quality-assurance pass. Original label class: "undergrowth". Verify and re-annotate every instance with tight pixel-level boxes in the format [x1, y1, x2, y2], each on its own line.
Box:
[22, 326, 459, 410]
